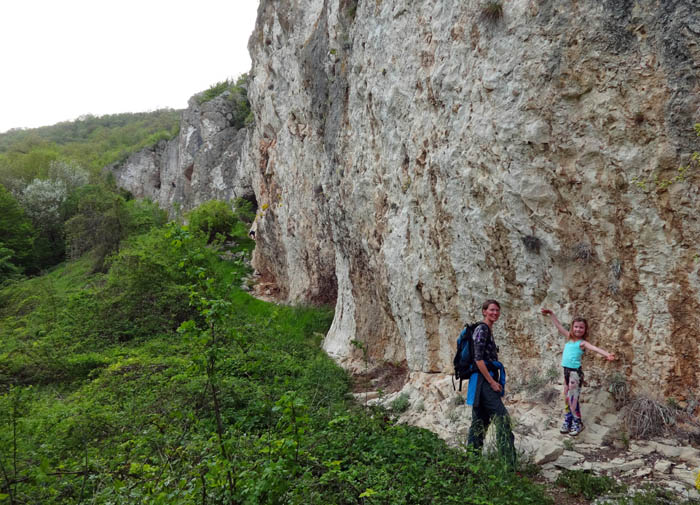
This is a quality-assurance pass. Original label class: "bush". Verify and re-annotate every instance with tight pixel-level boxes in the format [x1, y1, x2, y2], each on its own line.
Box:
[0, 184, 36, 277]
[390, 392, 410, 413]
[197, 74, 252, 129]
[622, 394, 676, 439]
[186, 200, 238, 243]
[64, 185, 130, 270]
[481, 1, 504, 22]
[96, 225, 205, 340]
[233, 197, 256, 223]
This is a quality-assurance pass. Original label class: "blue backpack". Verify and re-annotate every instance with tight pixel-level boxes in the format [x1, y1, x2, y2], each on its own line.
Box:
[452, 322, 487, 391]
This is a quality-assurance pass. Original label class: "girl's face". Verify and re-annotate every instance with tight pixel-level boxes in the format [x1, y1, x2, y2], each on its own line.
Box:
[571, 321, 587, 338]
[483, 303, 501, 324]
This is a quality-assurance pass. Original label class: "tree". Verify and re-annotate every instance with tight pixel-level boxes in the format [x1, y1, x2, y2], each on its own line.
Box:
[64, 185, 131, 271]
[0, 184, 36, 278]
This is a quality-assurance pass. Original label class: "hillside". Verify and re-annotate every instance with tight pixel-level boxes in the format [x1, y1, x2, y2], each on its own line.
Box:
[0, 109, 180, 182]
[0, 208, 558, 505]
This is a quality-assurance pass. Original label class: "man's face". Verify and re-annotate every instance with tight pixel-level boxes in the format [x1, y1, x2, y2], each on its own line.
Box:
[483, 303, 500, 323]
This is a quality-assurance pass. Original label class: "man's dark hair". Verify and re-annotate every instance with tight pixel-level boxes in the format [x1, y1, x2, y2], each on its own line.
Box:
[481, 299, 501, 311]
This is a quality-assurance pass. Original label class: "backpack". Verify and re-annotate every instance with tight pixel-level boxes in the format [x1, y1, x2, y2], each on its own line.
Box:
[452, 322, 487, 391]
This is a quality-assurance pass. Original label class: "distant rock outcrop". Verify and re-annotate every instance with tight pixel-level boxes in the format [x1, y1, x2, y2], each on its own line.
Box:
[109, 92, 253, 215]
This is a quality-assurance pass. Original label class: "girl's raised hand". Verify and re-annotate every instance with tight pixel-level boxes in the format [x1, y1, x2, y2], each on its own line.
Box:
[541, 308, 553, 316]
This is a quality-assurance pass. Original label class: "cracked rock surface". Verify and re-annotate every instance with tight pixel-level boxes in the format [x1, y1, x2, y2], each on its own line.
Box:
[246, 0, 700, 399]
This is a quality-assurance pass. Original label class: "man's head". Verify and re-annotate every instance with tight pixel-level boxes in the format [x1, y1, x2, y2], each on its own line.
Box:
[481, 299, 501, 325]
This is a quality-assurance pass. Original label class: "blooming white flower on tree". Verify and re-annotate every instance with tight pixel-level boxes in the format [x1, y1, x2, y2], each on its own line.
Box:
[47, 160, 89, 192]
[19, 178, 67, 231]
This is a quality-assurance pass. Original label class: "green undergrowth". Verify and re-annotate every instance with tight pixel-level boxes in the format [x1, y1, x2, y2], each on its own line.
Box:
[1, 218, 553, 504]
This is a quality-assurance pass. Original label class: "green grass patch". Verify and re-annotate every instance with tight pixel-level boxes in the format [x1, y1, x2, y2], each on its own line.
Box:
[555, 469, 625, 500]
[0, 212, 554, 504]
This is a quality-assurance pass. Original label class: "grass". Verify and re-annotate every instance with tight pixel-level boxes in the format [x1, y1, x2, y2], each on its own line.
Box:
[0, 217, 555, 505]
[607, 485, 700, 505]
[555, 469, 625, 500]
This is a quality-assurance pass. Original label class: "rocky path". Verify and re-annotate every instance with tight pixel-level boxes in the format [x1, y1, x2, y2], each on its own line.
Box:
[355, 370, 700, 501]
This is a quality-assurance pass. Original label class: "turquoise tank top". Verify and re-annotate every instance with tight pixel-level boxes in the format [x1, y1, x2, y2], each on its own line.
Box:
[561, 340, 584, 369]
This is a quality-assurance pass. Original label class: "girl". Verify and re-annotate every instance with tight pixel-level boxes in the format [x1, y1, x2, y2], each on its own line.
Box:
[541, 309, 616, 436]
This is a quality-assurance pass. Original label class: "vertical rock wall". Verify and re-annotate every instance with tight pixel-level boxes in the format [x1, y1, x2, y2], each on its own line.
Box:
[246, 0, 700, 397]
[110, 93, 253, 215]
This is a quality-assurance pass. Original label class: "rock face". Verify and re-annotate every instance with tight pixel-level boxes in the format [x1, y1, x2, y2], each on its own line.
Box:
[109, 92, 254, 216]
[246, 0, 700, 397]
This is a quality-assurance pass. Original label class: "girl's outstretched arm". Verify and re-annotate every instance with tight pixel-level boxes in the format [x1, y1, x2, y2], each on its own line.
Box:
[581, 341, 616, 360]
[541, 308, 570, 338]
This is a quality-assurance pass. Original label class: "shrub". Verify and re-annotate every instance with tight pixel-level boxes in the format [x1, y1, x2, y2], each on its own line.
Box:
[96, 225, 206, 340]
[233, 197, 256, 223]
[0, 184, 36, 276]
[186, 200, 238, 243]
[622, 394, 675, 439]
[481, 1, 504, 23]
[607, 372, 630, 405]
[390, 392, 410, 413]
[64, 185, 131, 270]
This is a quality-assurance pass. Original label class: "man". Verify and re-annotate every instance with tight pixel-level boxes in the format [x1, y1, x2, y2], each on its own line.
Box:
[466, 299, 516, 467]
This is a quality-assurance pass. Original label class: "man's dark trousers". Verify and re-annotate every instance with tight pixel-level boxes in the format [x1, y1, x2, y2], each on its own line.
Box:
[467, 376, 516, 467]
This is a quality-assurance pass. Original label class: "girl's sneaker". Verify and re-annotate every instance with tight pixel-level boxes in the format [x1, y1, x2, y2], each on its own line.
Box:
[569, 418, 584, 436]
[560, 418, 571, 434]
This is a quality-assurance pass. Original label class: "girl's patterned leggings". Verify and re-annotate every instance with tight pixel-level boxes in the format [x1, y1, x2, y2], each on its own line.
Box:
[564, 370, 581, 421]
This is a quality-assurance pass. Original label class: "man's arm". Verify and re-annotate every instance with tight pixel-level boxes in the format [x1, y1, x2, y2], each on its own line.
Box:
[475, 360, 502, 392]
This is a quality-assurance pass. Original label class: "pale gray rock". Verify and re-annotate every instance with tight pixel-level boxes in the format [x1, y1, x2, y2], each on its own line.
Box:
[635, 467, 652, 478]
[654, 459, 673, 474]
[534, 441, 564, 465]
[109, 92, 254, 216]
[245, 0, 700, 399]
[617, 458, 646, 472]
[654, 442, 684, 459]
[672, 467, 700, 490]
[554, 450, 586, 470]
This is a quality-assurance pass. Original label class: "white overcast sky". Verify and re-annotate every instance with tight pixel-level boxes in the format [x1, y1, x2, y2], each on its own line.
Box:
[0, 1, 260, 133]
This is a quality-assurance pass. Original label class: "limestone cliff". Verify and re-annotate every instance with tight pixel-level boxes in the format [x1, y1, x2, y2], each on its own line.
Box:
[109, 92, 254, 215]
[246, 0, 700, 400]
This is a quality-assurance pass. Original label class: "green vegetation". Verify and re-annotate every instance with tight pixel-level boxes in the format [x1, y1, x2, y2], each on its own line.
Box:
[186, 199, 246, 244]
[390, 392, 410, 413]
[603, 485, 700, 505]
[0, 109, 180, 176]
[197, 74, 252, 129]
[0, 111, 180, 274]
[0, 201, 555, 504]
[555, 469, 624, 500]
[0, 185, 36, 279]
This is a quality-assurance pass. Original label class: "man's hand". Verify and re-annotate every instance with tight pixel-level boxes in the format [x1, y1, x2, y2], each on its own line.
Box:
[489, 381, 502, 393]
